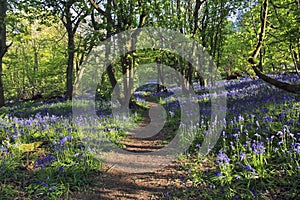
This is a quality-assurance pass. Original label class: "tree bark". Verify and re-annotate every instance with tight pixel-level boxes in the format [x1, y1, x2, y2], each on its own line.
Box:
[192, 0, 205, 35]
[156, 57, 162, 92]
[65, 18, 75, 100]
[0, 0, 7, 106]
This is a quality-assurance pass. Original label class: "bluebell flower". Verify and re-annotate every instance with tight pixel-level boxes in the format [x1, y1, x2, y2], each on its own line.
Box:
[264, 116, 273, 122]
[260, 108, 269, 113]
[164, 192, 169, 198]
[238, 115, 244, 121]
[294, 144, 300, 153]
[40, 181, 48, 187]
[209, 184, 216, 189]
[178, 174, 185, 183]
[60, 135, 72, 146]
[287, 119, 294, 125]
[169, 111, 174, 118]
[56, 128, 62, 133]
[244, 165, 255, 172]
[251, 189, 257, 196]
[240, 152, 246, 160]
[34, 154, 55, 169]
[230, 141, 235, 150]
[215, 171, 222, 177]
[0, 146, 7, 153]
[255, 121, 260, 127]
[59, 165, 65, 176]
[216, 150, 230, 165]
[233, 195, 239, 200]
[252, 141, 266, 154]
[278, 112, 285, 120]
[221, 130, 226, 137]
[270, 135, 275, 142]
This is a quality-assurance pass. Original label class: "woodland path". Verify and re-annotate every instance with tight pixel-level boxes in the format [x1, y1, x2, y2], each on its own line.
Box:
[69, 101, 188, 200]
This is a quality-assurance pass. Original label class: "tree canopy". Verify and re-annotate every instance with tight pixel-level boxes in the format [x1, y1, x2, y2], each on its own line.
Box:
[0, 0, 299, 105]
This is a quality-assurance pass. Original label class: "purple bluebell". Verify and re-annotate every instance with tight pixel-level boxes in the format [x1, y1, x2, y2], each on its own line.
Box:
[215, 171, 222, 177]
[178, 174, 185, 183]
[243, 165, 255, 172]
[39, 181, 48, 187]
[0, 146, 7, 153]
[240, 152, 246, 160]
[252, 141, 266, 154]
[60, 135, 72, 146]
[264, 116, 273, 122]
[294, 144, 300, 153]
[216, 150, 230, 165]
[238, 115, 244, 121]
[251, 189, 257, 196]
[233, 195, 239, 200]
[34, 154, 55, 169]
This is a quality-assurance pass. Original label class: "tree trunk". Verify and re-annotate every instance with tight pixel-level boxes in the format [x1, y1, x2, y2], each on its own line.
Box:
[65, 20, 75, 100]
[258, 48, 263, 72]
[0, 59, 4, 106]
[0, 0, 7, 106]
[290, 43, 299, 73]
[33, 43, 38, 96]
[157, 58, 162, 92]
[63, 0, 88, 100]
[192, 0, 205, 35]
[121, 55, 128, 102]
[128, 54, 134, 95]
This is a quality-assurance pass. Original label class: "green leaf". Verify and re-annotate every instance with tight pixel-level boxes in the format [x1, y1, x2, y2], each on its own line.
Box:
[17, 141, 44, 152]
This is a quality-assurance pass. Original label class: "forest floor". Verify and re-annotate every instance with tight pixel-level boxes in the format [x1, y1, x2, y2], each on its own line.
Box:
[69, 102, 191, 200]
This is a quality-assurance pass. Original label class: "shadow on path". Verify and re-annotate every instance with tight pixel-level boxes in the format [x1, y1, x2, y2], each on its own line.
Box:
[69, 101, 184, 199]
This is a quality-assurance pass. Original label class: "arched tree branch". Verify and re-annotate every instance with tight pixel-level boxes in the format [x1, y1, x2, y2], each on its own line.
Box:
[248, 0, 300, 94]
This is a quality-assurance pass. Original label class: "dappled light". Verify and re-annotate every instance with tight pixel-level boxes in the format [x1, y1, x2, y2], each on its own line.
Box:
[0, 0, 299, 199]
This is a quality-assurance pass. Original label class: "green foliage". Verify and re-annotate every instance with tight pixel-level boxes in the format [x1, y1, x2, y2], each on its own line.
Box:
[1, 0, 300, 198]
[3, 15, 67, 100]
[167, 78, 300, 199]
[0, 99, 143, 199]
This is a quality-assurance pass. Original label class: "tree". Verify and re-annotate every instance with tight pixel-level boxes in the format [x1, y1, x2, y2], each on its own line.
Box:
[56, 1, 91, 100]
[24, 0, 92, 100]
[248, 0, 300, 94]
[0, 0, 12, 106]
[90, 0, 150, 105]
[4, 15, 68, 100]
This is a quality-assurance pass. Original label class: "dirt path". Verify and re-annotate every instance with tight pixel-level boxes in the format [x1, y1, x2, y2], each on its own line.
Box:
[70, 102, 185, 200]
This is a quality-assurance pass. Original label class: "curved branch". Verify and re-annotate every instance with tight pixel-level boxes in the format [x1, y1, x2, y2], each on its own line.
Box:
[248, 0, 300, 94]
[252, 65, 300, 93]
